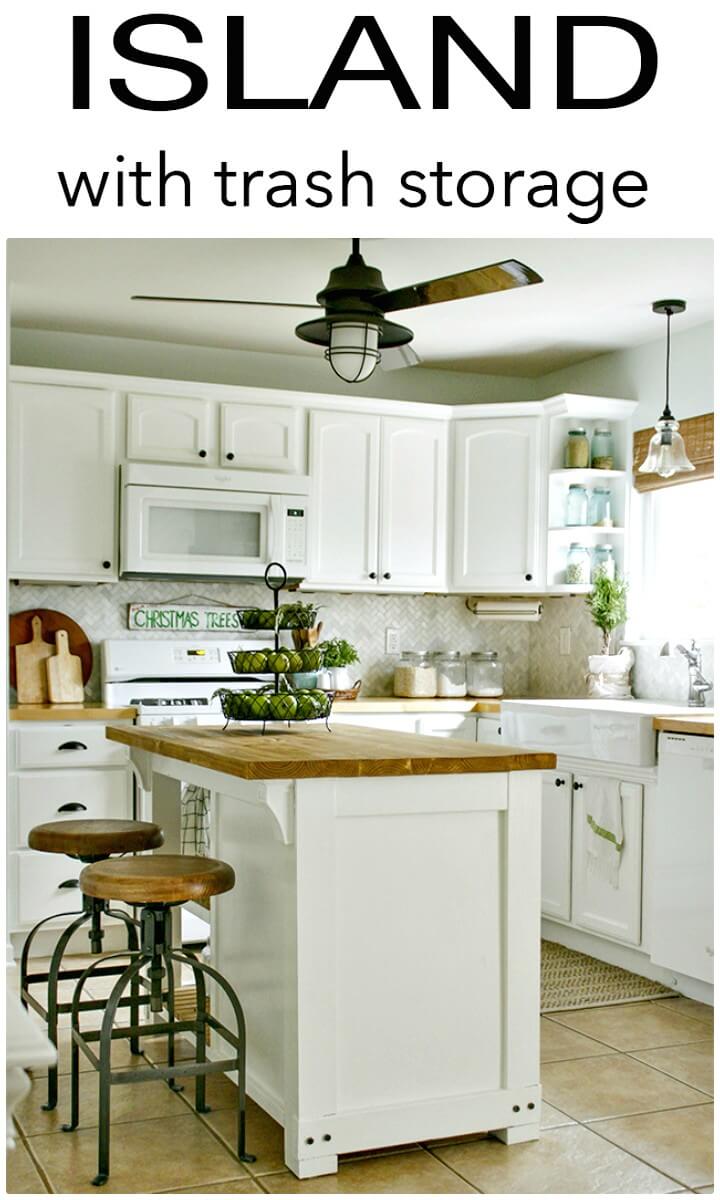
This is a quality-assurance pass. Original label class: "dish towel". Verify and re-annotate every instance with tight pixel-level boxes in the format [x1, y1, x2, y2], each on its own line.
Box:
[584, 776, 624, 888]
[181, 784, 210, 857]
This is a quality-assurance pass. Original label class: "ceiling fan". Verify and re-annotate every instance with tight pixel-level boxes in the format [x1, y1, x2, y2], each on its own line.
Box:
[132, 240, 543, 384]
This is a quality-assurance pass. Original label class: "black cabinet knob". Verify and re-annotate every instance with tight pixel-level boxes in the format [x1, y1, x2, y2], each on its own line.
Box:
[497, 726, 502, 735]
[58, 879, 80, 889]
[525, 573, 533, 581]
[369, 572, 377, 579]
[573, 781, 583, 791]
[555, 777, 565, 787]
[198, 449, 207, 458]
[102, 561, 111, 569]
[58, 741, 88, 751]
[383, 572, 391, 580]
[226, 452, 235, 461]
[57, 802, 88, 813]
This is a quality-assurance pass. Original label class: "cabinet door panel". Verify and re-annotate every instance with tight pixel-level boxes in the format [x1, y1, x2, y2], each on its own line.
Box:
[416, 715, 478, 742]
[541, 771, 572, 921]
[379, 419, 447, 589]
[127, 392, 216, 464]
[220, 403, 304, 472]
[571, 777, 642, 945]
[308, 411, 380, 585]
[8, 382, 119, 581]
[452, 418, 543, 591]
[10, 769, 131, 848]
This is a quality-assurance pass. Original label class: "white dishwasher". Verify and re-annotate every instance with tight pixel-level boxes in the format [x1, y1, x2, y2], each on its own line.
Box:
[650, 732, 714, 984]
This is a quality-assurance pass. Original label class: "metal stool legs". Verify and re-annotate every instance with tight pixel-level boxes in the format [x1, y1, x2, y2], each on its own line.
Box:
[63, 905, 255, 1186]
[20, 897, 140, 1110]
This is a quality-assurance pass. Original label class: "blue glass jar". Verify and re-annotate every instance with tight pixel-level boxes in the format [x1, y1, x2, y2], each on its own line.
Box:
[591, 425, 614, 469]
[589, 486, 613, 526]
[565, 484, 589, 526]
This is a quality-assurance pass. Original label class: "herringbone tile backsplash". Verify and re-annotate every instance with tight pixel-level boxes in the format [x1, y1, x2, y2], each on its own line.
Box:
[9, 582, 532, 699]
[11, 584, 705, 704]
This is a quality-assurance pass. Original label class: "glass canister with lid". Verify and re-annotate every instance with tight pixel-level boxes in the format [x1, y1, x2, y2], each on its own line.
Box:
[564, 428, 590, 469]
[592, 544, 617, 582]
[434, 650, 467, 697]
[565, 484, 589, 526]
[467, 651, 504, 697]
[393, 651, 437, 698]
[591, 425, 614, 469]
[566, 543, 591, 585]
[589, 486, 613, 527]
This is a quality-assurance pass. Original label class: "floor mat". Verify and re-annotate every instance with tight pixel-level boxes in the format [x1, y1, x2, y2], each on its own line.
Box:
[541, 939, 677, 1012]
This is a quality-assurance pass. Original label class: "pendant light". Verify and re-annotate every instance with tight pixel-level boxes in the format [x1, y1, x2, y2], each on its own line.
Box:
[638, 300, 695, 478]
[295, 239, 412, 384]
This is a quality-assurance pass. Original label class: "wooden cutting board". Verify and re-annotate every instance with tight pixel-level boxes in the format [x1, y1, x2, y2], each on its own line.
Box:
[47, 630, 85, 703]
[10, 609, 93, 690]
[15, 615, 54, 703]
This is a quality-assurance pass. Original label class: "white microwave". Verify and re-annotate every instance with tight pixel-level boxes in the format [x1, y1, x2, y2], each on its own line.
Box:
[121, 463, 310, 580]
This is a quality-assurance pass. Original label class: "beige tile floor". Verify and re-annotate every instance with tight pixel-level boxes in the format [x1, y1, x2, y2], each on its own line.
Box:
[7, 958, 714, 1194]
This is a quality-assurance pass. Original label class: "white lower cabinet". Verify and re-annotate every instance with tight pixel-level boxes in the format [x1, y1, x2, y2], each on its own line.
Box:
[570, 775, 643, 946]
[541, 771, 572, 922]
[8, 722, 133, 953]
[541, 767, 644, 948]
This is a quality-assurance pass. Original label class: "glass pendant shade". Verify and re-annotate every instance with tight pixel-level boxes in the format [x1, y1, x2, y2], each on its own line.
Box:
[325, 322, 381, 383]
[638, 299, 695, 478]
[638, 418, 696, 478]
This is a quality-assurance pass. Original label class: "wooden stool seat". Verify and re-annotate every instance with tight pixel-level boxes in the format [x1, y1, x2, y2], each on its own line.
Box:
[28, 819, 164, 858]
[80, 854, 235, 905]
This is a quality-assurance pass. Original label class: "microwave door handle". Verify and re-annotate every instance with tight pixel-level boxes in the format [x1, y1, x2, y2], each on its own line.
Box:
[267, 498, 277, 562]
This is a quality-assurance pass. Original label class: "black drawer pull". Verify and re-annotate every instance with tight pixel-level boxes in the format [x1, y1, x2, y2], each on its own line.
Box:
[573, 780, 583, 791]
[58, 741, 88, 751]
[555, 777, 565, 787]
[57, 802, 88, 813]
[58, 879, 80, 889]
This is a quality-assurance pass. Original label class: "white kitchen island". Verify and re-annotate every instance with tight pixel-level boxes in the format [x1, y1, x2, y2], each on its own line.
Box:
[107, 721, 555, 1179]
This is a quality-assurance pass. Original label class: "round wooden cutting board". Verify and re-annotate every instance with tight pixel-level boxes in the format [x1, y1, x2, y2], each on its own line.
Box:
[9, 609, 93, 688]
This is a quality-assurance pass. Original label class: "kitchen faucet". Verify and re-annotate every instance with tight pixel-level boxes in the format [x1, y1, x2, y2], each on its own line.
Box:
[676, 640, 713, 707]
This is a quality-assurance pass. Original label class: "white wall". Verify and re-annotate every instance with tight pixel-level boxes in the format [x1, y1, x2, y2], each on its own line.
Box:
[10, 327, 537, 405]
[538, 321, 713, 430]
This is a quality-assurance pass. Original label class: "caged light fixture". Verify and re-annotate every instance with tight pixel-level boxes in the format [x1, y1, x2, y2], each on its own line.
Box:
[638, 300, 695, 478]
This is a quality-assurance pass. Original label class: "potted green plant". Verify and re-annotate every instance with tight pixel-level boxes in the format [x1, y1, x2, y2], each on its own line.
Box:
[318, 638, 360, 691]
[585, 574, 634, 698]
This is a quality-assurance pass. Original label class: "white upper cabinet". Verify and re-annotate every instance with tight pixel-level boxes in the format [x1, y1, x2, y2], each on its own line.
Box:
[309, 411, 381, 586]
[307, 411, 447, 591]
[220, 402, 304, 472]
[452, 417, 544, 592]
[127, 392, 217, 465]
[8, 382, 120, 582]
[379, 418, 447, 590]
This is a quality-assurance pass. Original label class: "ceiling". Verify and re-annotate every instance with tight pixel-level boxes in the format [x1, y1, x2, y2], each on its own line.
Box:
[8, 238, 713, 378]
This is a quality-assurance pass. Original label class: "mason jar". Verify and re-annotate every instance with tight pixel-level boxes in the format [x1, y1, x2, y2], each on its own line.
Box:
[566, 543, 591, 585]
[592, 544, 617, 582]
[565, 484, 589, 526]
[591, 425, 615, 470]
[467, 651, 504, 698]
[434, 651, 467, 697]
[589, 486, 613, 527]
[393, 651, 437, 698]
[564, 428, 590, 469]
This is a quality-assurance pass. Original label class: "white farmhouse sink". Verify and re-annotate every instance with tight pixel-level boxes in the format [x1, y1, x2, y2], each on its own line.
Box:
[500, 698, 694, 766]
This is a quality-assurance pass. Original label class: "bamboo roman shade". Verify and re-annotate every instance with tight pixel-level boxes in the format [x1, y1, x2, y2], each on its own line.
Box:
[633, 412, 714, 491]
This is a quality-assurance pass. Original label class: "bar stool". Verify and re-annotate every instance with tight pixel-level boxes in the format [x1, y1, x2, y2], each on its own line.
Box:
[63, 854, 255, 1187]
[20, 819, 164, 1111]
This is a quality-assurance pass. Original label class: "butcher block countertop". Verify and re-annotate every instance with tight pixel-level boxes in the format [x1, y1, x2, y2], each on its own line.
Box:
[333, 697, 502, 714]
[106, 722, 555, 781]
[10, 702, 136, 722]
[653, 714, 715, 737]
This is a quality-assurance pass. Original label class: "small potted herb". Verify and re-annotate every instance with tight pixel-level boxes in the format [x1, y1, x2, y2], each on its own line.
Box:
[585, 575, 634, 698]
[318, 638, 360, 691]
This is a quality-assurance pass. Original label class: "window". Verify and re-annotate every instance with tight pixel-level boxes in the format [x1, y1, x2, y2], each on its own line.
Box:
[629, 478, 715, 640]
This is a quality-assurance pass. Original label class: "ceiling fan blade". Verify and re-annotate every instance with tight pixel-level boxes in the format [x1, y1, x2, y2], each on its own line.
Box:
[380, 345, 422, 372]
[378, 260, 543, 314]
[131, 294, 322, 311]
